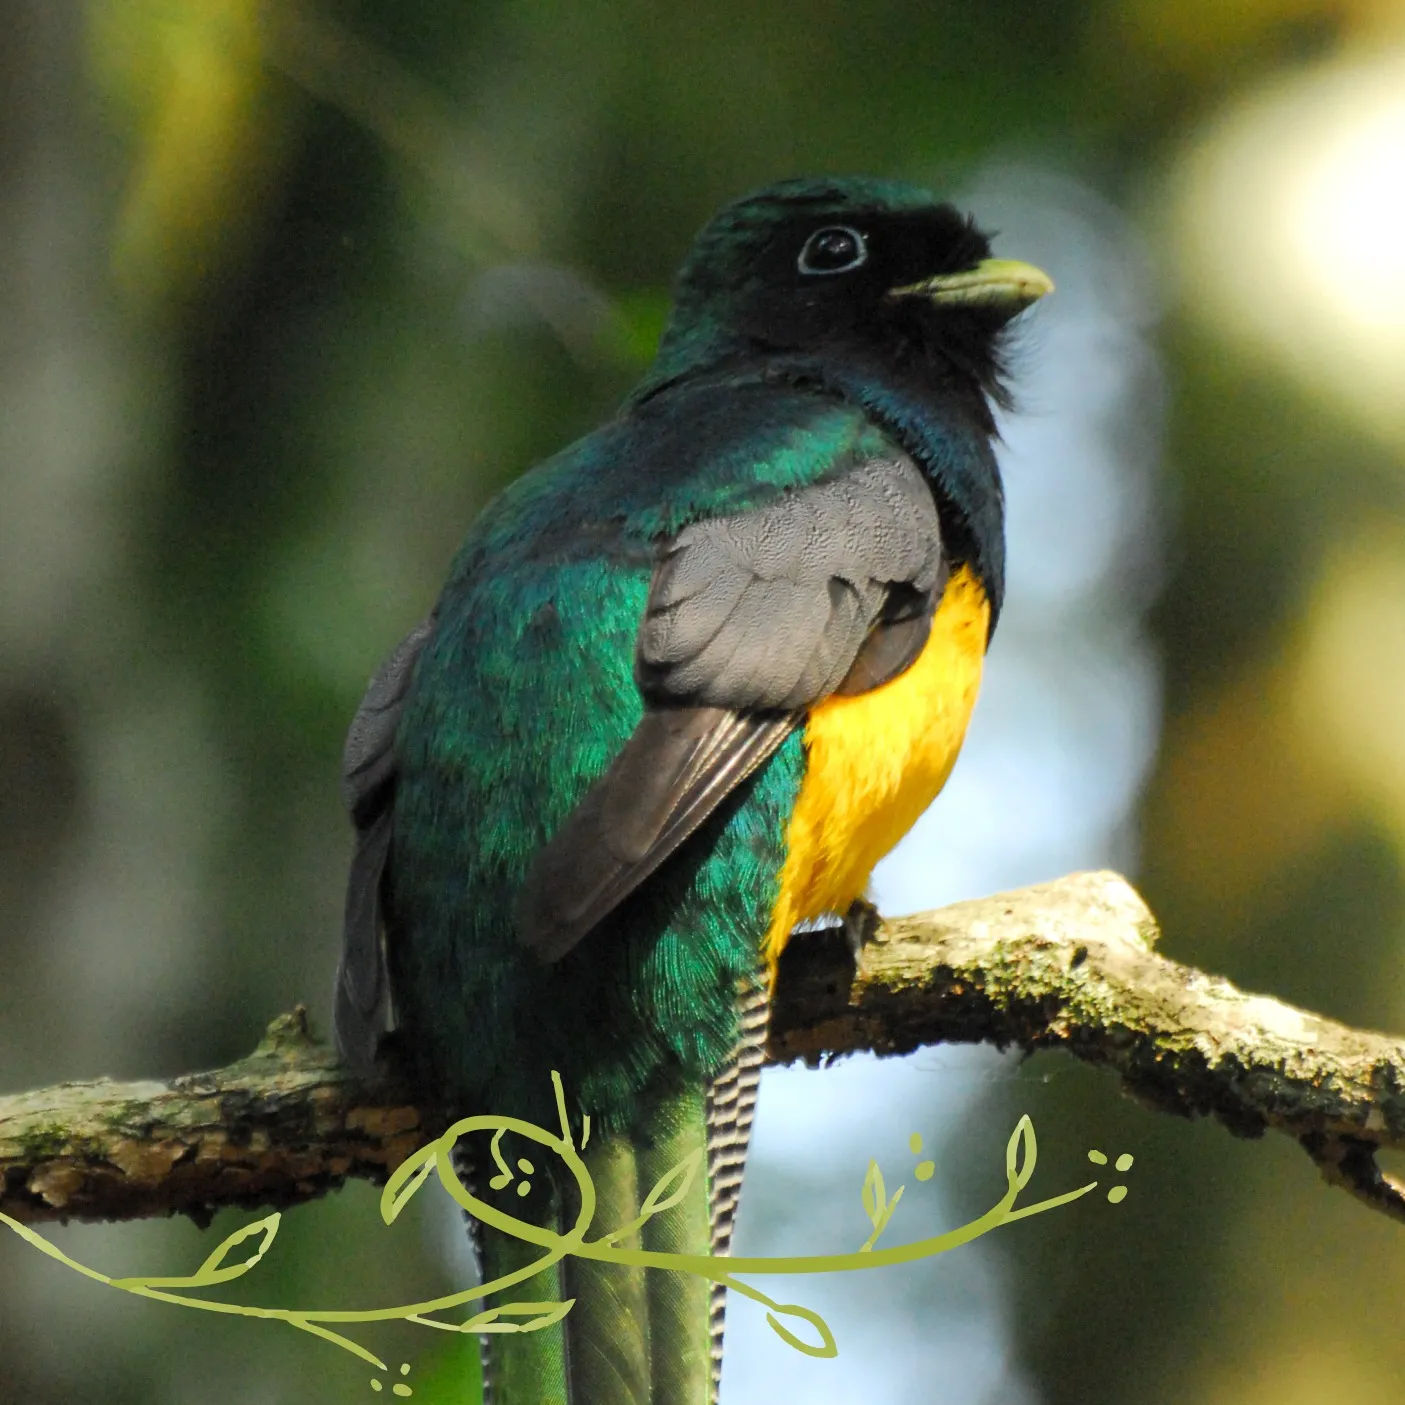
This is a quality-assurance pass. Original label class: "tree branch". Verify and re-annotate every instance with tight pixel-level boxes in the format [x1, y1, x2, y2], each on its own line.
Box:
[5, 871, 1405, 1228]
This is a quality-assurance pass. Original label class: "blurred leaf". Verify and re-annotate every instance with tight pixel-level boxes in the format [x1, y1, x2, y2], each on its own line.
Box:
[613, 289, 671, 367]
[89, 0, 294, 309]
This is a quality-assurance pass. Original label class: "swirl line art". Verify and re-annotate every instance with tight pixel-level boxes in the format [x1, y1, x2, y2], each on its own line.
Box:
[1, 1071, 1126, 1373]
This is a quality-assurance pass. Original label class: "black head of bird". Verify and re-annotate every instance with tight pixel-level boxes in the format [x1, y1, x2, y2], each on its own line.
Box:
[649, 175, 1053, 413]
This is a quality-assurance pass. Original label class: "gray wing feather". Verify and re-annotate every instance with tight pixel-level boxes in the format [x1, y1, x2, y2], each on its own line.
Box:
[519, 455, 947, 962]
[335, 617, 435, 1073]
[637, 456, 943, 709]
[518, 707, 794, 963]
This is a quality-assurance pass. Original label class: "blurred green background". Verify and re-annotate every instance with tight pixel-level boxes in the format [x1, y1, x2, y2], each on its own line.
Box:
[4, 1, 1405, 1401]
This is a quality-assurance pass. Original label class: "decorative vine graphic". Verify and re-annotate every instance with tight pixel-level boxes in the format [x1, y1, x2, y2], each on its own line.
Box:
[1, 1071, 1132, 1380]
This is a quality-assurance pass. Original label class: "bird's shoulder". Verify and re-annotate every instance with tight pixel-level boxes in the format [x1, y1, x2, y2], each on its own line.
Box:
[451, 369, 908, 579]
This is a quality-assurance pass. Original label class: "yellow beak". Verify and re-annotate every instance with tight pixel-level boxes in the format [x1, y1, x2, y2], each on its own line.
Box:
[887, 257, 1054, 316]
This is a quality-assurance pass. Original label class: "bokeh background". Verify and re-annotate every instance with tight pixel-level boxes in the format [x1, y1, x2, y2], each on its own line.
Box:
[4, 1, 1405, 1401]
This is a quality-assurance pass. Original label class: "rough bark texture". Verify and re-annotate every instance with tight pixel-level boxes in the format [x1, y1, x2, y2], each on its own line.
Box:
[5, 871, 1405, 1227]
[0, 1010, 444, 1228]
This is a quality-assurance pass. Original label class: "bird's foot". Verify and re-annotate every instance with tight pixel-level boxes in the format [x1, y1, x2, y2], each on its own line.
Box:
[842, 897, 881, 958]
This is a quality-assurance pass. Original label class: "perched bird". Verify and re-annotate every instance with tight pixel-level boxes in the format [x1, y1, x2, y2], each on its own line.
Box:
[336, 176, 1050, 1405]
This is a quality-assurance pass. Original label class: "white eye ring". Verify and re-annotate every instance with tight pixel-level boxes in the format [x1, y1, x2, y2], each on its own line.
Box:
[797, 225, 868, 276]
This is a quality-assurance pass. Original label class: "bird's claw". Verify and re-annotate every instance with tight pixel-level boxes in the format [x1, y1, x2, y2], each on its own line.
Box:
[842, 898, 881, 957]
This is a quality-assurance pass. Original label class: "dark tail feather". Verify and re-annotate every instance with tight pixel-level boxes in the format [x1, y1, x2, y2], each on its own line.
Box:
[705, 976, 771, 1403]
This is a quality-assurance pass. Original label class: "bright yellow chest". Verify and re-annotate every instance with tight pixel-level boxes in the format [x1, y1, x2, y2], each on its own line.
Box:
[764, 564, 991, 967]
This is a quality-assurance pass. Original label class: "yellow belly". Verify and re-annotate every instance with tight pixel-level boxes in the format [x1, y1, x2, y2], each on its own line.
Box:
[764, 564, 991, 968]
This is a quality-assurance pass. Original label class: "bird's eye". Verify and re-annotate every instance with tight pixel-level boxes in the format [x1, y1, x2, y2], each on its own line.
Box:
[797, 225, 868, 276]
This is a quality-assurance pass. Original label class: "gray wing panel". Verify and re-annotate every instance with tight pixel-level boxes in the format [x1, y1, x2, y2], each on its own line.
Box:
[637, 456, 945, 710]
[335, 617, 435, 1073]
[517, 707, 795, 963]
[519, 456, 947, 963]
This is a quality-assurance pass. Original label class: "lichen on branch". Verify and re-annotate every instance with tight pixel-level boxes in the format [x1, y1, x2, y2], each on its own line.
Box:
[4, 871, 1405, 1227]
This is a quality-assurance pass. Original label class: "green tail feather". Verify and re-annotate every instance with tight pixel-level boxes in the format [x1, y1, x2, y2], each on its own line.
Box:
[476, 1087, 717, 1405]
[474, 976, 769, 1404]
[476, 1215, 571, 1405]
[637, 1086, 713, 1405]
[563, 1132, 652, 1404]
